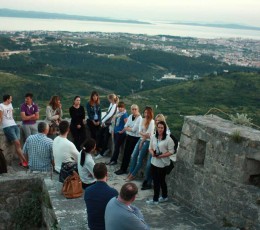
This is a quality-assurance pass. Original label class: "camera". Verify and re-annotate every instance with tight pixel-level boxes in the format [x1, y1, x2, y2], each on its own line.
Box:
[154, 150, 161, 157]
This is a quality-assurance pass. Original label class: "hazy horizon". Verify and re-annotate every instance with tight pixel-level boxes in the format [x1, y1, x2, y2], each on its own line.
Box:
[1, 0, 260, 27]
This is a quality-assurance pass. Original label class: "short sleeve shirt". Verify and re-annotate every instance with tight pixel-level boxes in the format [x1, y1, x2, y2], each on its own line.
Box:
[21, 102, 39, 125]
[0, 103, 16, 128]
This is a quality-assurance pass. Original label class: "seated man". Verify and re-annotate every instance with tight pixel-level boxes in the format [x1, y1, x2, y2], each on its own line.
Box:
[53, 120, 79, 173]
[85, 163, 118, 230]
[23, 122, 53, 172]
[105, 182, 149, 230]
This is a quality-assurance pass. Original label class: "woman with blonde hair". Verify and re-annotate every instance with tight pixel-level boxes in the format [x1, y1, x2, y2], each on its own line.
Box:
[45, 95, 63, 138]
[114, 104, 142, 175]
[126, 106, 154, 181]
[95, 94, 119, 159]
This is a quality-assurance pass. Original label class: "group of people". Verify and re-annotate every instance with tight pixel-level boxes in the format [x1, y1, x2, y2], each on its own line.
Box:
[0, 91, 178, 230]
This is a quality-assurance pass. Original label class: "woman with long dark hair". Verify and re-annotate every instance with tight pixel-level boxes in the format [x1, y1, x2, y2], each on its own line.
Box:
[126, 106, 154, 181]
[69, 96, 86, 151]
[78, 138, 97, 189]
[86, 91, 101, 142]
[141, 114, 169, 190]
[146, 121, 174, 205]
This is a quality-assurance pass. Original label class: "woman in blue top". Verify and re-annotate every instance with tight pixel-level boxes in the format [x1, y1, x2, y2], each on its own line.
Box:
[106, 102, 128, 165]
[86, 91, 101, 142]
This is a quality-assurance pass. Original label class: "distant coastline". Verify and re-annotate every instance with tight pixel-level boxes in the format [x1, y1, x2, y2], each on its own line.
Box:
[0, 8, 150, 25]
[171, 22, 260, 31]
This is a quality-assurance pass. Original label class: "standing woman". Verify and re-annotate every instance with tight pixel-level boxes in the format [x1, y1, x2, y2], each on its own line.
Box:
[141, 114, 169, 190]
[146, 121, 174, 205]
[45, 95, 63, 139]
[95, 94, 119, 160]
[86, 91, 101, 142]
[126, 107, 154, 181]
[114, 104, 142, 175]
[78, 138, 96, 189]
[69, 96, 86, 151]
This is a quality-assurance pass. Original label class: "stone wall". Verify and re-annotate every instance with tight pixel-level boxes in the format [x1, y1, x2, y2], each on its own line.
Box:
[169, 115, 260, 229]
[0, 173, 44, 230]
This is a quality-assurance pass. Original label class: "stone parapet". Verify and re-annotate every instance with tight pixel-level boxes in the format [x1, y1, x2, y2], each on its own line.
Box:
[170, 115, 260, 229]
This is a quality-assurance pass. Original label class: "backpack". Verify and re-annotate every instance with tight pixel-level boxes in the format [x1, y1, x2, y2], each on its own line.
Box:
[170, 134, 179, 153]
[0, 149, 7, 174]
[62, 171, 83, 199]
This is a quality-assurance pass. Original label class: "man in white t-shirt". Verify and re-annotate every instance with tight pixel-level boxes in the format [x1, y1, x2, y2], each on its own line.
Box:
[53, 120, 79, 173]
[0, 95, 28, 167]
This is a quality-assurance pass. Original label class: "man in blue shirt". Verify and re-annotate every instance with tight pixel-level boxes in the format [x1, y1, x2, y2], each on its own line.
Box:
[23, 122, 53, 172]
[84, 163, 118, 230]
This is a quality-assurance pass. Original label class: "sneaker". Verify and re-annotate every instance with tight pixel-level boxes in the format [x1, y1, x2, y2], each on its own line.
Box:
[109, 161, 117, 166]
[114, 169, 126, 175]
[159, 197, 168, 203]
[141, 184, 152, 190]
[94, 154, 103, 160]
[146, 199, 158, 205]
[19, 161, 29, 168]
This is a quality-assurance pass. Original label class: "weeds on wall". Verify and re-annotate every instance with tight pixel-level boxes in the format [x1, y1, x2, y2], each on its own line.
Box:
[204, 108, 259, 129]
[13, 187, 42, 230]
[230, 113, 253, 127]
[230, 130, 243, 143]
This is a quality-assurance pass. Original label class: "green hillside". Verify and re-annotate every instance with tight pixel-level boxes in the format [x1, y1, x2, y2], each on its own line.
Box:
[125, 72, 260, 139]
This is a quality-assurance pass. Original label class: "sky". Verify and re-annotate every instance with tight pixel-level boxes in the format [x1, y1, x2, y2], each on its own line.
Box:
[1, 0, 260, 26]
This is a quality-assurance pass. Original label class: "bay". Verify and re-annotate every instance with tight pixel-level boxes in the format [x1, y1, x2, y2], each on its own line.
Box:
[1, 17, 260, 40]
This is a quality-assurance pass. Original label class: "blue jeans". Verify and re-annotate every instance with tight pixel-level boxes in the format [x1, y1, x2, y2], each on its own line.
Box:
[144, 154, 152, 186]
[3, 125, 20, 142]
[129, 139, 150, 177]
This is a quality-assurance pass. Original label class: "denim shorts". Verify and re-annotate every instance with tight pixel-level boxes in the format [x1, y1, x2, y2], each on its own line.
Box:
[3, 125, 20, 142]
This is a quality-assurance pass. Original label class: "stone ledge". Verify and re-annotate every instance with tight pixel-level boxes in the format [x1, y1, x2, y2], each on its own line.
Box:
[43, 177, 88, 230]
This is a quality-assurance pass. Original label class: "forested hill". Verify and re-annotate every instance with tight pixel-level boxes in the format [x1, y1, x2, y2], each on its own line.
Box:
[0, 35, 255, 98]
[126, 72, 260, 138]
[0, 8, 149, 24]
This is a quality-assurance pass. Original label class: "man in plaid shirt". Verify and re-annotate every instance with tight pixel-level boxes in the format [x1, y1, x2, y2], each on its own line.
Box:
[23, 122, 54, 172]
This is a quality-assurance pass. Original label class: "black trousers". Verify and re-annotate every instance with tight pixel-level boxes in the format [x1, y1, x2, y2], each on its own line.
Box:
[82, 181, 96, 190]
[87, 119, 100, 142]
[110, 133, 126, 163]
[97, 126, 110, 155]
[120, 135, 140, 172]
[70, 125, 86, 151]
[151, 164, 167, 202]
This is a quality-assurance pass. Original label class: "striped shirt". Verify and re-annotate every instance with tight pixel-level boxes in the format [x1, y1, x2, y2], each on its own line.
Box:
[23, 133, 53, 172]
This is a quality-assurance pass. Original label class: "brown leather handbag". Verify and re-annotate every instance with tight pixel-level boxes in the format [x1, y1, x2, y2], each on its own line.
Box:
[62, 171, 83, 199]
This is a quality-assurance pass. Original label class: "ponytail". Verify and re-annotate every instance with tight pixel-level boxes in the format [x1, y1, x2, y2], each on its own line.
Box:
[108, 94, 119, 105]
[80, 138, 96, 167]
